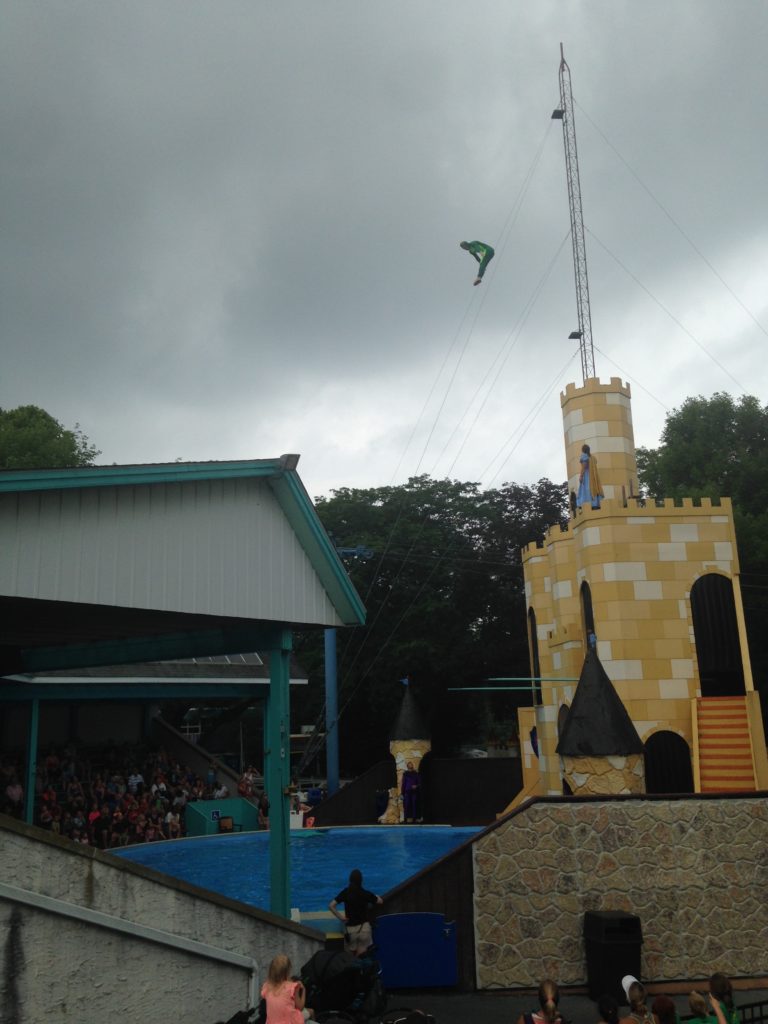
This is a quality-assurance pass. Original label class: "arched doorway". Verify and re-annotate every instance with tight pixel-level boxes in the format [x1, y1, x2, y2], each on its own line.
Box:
[528, 607, 542, 704]
[690, 574, 745, 697]
[644, 730, 694, 794]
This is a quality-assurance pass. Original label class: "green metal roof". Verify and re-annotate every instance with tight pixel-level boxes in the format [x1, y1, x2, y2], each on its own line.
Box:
[0, 457, 286, 492]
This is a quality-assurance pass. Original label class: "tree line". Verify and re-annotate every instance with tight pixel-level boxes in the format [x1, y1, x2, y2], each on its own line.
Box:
[3, 396, 767, 771]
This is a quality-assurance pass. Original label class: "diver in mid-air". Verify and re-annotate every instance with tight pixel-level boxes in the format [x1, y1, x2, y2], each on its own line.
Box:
[460, 239, 495, 285]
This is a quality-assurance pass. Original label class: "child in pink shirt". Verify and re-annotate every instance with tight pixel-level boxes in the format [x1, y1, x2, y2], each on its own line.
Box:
[261, 955, 313, 1024]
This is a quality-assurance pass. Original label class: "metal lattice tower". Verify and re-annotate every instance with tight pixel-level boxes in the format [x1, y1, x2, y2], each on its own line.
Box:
[552, 43, 596, 383]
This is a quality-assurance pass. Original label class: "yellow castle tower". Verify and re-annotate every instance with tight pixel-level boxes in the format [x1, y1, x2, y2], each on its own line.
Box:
[513, 376, 768, 804]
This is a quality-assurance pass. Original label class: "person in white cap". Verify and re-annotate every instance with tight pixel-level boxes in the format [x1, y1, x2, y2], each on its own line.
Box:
[619, 976, 657, 1024]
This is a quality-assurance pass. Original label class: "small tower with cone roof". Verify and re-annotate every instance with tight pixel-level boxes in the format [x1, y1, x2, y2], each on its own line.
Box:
[378, 682, 431, 824]
[557, 650, 645, 795]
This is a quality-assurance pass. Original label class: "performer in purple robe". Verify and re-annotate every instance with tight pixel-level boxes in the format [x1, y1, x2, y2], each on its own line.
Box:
[401, 761, 420, 823]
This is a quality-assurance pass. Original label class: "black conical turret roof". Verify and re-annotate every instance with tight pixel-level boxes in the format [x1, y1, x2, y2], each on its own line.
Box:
[390, 686, 430, 741]
[556, 650, 643, 757]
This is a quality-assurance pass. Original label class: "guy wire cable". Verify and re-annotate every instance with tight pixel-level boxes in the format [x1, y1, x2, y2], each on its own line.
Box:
[349, 121, 555, 617]
[591, 344, 669, 412]
[339, 351, 578, 713]
[319, 120, 562, 738]
[411, 117, 555, 479]
[587, 227, 747, 394]
[431, 229, 571, 478]
[480, 347, 580, 485]
[337, 121, 557, 675]
[334, 530, 465, 723]
[575, 99, 768, 341]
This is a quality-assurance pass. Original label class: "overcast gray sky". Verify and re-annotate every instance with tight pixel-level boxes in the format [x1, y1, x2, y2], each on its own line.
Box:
[2, 2, 765, 499]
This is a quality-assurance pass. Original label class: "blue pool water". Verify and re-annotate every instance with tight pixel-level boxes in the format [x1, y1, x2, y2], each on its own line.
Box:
[115, 826, 479, 912]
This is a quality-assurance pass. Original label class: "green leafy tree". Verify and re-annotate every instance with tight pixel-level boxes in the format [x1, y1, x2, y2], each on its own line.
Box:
[636, 393, 768, 569]
[637, 393, 768, 512]
[636, 392, 768, 714]
[293, 474, 568, 773]
[0, 405, 101, 469]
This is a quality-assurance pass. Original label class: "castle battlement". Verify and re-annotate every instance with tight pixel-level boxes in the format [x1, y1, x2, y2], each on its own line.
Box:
[521, 495, 734, 562]
[560, 376, 632, 405]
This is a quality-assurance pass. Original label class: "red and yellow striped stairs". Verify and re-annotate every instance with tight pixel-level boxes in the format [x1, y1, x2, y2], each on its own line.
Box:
[695, 696, 757, 792]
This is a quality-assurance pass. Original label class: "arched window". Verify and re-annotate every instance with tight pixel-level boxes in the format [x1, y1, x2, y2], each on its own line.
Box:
[644, 731, 694, 794]
[690, 574, 745, 697]
[580, 581, 595, 647]
[528, 607, 542, 704]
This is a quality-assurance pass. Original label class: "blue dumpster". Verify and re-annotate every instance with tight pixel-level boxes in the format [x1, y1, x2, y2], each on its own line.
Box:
[374, 913, 457, 988]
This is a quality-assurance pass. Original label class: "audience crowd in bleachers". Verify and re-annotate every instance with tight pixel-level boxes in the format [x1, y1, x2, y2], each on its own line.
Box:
[0, 742, 253, 848]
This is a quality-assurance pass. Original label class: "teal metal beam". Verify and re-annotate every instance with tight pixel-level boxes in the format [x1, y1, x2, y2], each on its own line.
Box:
[324, 628, 339, 796]
[0, 683, 272, 703]
[14, 624, 288, 675]
[23, 699, 39, 825]
[0, 458, 285, 494]
[486, 677, 580, 682]
[0, 683, 269, 702]
[448, 686, 543, 692]
[270, 471, 366, 627]
[265, 630, 292, 918]
[449, 681, 579, 698]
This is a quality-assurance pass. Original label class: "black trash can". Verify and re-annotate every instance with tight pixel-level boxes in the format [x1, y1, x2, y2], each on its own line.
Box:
[583, 910, 643, 1003]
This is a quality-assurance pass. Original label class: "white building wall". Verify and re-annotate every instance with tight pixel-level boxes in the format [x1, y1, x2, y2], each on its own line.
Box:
[0, 478, 343, 626]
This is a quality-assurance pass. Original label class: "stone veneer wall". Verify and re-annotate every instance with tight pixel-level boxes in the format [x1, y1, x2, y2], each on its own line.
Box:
[473, 795, 768, 989]
[563, 754, 645, 796]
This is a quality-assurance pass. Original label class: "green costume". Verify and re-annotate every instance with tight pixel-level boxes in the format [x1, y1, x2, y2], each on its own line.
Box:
[461, 240, 495, 281]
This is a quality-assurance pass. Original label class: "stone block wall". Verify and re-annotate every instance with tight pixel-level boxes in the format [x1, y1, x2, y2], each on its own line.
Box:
[473, 796, 768, 989]
[563, 754, 645, 796]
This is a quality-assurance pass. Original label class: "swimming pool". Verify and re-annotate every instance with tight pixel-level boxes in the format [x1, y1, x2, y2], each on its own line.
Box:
[115, 826, 480, 912]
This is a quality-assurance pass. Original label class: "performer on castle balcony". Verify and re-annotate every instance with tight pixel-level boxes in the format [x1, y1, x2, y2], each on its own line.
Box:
[577, 443, 603, 509]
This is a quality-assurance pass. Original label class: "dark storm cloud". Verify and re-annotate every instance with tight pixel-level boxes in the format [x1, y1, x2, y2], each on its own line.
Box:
[1, 2, 766, 495]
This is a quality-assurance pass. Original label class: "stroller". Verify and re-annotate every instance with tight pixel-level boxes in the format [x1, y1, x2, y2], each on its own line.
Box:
[300, 949, 386, 1023]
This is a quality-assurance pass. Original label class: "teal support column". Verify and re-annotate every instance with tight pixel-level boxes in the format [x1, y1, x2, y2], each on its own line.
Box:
[325, 628, 339, 796]
[265, 630, 292, 917]
[24, 699, 39, 825]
